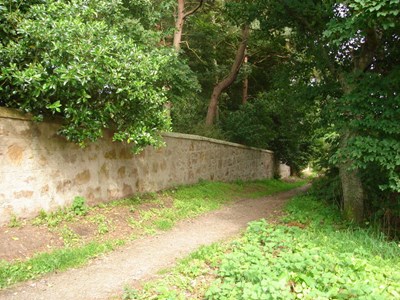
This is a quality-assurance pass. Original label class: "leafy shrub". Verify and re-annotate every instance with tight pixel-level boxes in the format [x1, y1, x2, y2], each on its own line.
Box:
[71, 196, 88, 216]
[0, 0, 199, 151]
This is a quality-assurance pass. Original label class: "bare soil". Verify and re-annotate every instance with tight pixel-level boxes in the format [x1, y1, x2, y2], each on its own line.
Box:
[0, 196, 174, 262]
[0, 186, 308, 300]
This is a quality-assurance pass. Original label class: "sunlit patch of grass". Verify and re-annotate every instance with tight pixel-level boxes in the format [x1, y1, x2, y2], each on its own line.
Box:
[154, 219, 174, 231]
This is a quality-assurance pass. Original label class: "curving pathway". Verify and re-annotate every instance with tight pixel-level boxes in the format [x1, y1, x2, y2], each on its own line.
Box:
[0, 185, 309, 300]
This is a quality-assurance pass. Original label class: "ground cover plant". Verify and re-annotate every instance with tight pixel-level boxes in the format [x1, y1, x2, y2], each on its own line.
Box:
[122, 194, 400, 299]
[0, 179, 304, 289]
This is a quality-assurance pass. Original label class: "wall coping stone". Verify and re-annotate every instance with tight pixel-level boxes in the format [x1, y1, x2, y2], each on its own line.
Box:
[162, 132, 274, 154]
[0, 107, 33, 121]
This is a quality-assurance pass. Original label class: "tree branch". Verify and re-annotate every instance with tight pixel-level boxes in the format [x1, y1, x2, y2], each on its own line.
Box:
[205, 24, 250, 125]
[183, 40, 207, 64]
[183, 0, 204, 20]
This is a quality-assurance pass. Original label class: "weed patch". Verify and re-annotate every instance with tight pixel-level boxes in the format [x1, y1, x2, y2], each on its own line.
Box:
[8, 215, 23, 228]
[58, 226, 81, 247]
[123, 195, 400, 299]
[71, 196, 89, 216]
[32, 196, 90, 228]
[154, 219, 174, 231]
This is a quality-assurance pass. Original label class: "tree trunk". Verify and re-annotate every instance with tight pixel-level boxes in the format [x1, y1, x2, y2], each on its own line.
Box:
[173, 0, 185, 52]
[242, 52, 249, 104]
[338, 76, 365, 223]
[339, 130, 364, 223]
[173, 0, 204, 52]
[170, 1, 203, 114]
[206, 25, 250, 126]
[336, 28, 379, 224]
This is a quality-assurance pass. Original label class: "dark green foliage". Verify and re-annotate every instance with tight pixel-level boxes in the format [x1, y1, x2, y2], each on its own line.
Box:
[331, 70, 400, 193]
[322, 0, 400, 194]
[222, 97, 276, 148]
[321, 0, 400, 225]
[309, 173, 342, 208]
[170, 0, 251, 134]
[222, 85, 317, 173]
[244, 0, 400, 225]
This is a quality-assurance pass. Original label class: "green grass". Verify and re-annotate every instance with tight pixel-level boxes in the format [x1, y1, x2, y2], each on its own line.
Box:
[170, 179, 305, 218]
[0, 179, 304, 290]
[58, 225, 82, 247]
[123, 194, 400, 300]
[154, 219, 174, 231]
[127, 179, 305, 233]
[0, 239, 125, 289]
[133, 179, 306, 233]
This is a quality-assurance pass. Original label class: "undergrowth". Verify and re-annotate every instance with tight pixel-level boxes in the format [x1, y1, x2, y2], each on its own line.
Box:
[0, 179, 304, 289]
[32, 196, 90, 227]
[123, 194, 400, 300]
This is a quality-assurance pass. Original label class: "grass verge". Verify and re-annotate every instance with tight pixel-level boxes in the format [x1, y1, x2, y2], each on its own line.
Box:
[122, 194, 400, 300]
[0, 240, 124, 289]
[0, 179, 305, 289]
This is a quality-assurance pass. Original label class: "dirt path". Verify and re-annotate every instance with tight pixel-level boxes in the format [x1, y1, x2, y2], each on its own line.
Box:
[0, 186, 308, 300]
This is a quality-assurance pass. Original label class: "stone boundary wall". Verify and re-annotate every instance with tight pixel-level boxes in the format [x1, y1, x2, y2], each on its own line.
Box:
[279, 164, 291, 178]
[0, 107, 283, 224]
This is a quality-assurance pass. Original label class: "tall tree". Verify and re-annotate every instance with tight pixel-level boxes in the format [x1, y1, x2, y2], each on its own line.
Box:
[205, 24, 250, 125]
[324, 1, 399, 222]
[254, 0, 400, 222]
